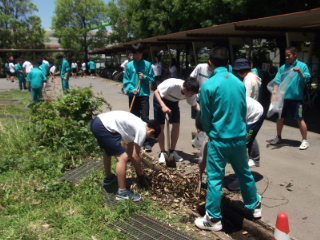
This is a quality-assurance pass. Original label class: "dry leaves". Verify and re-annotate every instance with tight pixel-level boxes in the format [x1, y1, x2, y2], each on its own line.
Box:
[130, 168, 207, 211]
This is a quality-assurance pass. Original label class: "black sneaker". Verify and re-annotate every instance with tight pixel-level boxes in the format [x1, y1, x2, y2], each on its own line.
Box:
[103, 174, 117, 186]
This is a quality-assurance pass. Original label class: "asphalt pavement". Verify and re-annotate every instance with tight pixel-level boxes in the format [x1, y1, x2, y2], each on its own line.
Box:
[1, 76, 319, 239]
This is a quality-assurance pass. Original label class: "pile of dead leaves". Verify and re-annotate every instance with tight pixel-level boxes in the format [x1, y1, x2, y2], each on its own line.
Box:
[129, 168, 207, 211]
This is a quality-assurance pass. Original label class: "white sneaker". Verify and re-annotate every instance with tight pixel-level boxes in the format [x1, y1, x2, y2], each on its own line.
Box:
[299, 139, 309, 150]
[249, 159, 260, 167]
[228, 178, 240, 191]
[158, 152, 166, 164]
[270, 136, 282, 145]
[171, 151, 183, 162]
[195, 212, 222, 231]
[253, 195, 262, 218]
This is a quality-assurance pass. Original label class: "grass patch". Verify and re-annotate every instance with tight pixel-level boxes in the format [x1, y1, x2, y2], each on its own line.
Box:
[0, 87, 195, 239]
[0, 90, 29, 120]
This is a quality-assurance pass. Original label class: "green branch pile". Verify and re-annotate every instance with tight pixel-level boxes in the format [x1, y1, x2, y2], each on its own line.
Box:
[29, 88, 110, 160]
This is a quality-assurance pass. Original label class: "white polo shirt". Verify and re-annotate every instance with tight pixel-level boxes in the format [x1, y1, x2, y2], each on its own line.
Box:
[98, 111, 147, 147]
[9, 63, 15, 73]
[158, 78, 197, 106]
[190, 63, 212, 101]
[22, 61, 33, 73]
[246, 96, 264, 125]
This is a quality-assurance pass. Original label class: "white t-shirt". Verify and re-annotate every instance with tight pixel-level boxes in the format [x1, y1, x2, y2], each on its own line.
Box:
[246, 96, 263, 125]
[158, 78, 197, 106]
[43, 60, 49, 69]
[169, 65, 177, 78]
[98, 111, 147, 147]
[190, 63, 212, 101]
[50, 66, 56, 73]
[244, 72, 261, 100]
[9, 63, 15, 73]
[71, 63, 77, 69]
[22, 61, 33, 73]
[121, 60, 128, 68]
[82, 63, 86, 70]
[121, 60, 129, 73]
[152, 61, 162, 76]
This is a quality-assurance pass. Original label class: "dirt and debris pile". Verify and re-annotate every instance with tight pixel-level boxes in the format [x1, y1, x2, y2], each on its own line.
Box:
[130, 168, 207, 211]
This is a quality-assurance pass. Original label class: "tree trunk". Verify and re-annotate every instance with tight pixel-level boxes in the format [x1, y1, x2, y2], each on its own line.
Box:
[83, 19, 88, 74]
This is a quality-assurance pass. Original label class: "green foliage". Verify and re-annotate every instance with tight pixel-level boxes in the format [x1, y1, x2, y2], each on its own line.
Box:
[107, 0, 132, 44]
[107, 0, 320, 42]
[0, 0, 47, 50]
[29, 87, 110, 161]
[51, 0, 109, 62]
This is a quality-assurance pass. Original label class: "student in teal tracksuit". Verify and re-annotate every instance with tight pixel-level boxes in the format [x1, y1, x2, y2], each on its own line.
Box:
[123, 42, 155, 151]
[27, 58, 47, 102]
[16, 59, 27, 90]
[55, 54, 70, 91]
[39, 61, 48, 91]
[87, 60, 96, 78]
[194, 47, 261, 232]
[269, 46, 311, 150]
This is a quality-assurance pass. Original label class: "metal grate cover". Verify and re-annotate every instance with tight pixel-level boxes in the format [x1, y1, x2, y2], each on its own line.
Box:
[108, 213, 198, 240]
[59, 159, 104, 184]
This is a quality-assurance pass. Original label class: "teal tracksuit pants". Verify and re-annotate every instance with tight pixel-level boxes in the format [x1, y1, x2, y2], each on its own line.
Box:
[32, 88, 43, 102]
[206, 136, 259, 219]
[18, 76, 26, 90]
[61, 79, 69, 91]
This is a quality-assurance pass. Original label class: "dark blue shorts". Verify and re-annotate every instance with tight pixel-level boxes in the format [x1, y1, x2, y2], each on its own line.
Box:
[10, 72, 15, 77]
[91, 69, 95, 74]
[6, 71, 10, 75]
[281, 99, 303, 120]
[246, 113, 265, 149]
[90, 117, 125, 157]
[154, 97, 180, 125]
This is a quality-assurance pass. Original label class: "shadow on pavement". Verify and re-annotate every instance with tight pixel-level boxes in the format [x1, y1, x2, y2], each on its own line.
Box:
[266, 139, 301, 149]
[176, 151, 199, 163]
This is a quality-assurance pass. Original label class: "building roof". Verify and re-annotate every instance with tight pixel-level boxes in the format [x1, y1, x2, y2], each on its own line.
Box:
[89, 7, 320, 55]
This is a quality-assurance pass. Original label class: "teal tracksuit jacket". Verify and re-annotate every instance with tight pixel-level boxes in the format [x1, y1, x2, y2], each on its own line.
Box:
[123, 59, 154, 97]
[274, 59, 310, 100]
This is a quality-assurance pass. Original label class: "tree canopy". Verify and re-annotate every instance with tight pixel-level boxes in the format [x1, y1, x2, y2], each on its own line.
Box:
[0, 0, 48, 50]
[51, 0, 109, 63]
[106, 0, 320, 43]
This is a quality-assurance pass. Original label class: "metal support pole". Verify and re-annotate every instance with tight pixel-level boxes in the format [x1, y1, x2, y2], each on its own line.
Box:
[167, 44, 171, 59]
[150, 47, 154, 63]
[228, 38, 234, 66]
[192, 42, 198, 66]
[247, 44, 253, 62]
[285, 32, 291, 47]
[307, 41, 314, 69]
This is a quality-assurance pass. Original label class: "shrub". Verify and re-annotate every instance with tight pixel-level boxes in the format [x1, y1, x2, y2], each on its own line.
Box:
[29, 87, 111, 162]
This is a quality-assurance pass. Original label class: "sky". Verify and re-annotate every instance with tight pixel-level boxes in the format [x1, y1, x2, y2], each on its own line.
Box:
[32, 0, 111, 30]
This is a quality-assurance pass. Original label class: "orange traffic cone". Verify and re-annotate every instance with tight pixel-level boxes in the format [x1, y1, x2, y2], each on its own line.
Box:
[273, 212, 290, 240]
